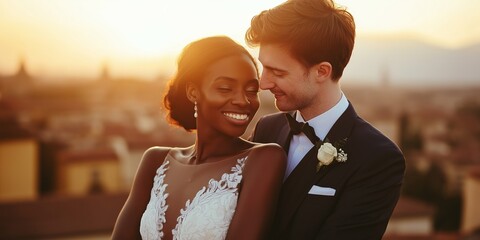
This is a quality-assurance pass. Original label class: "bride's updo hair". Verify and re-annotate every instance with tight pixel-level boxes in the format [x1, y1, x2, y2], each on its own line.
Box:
[163, 36, 258, 131]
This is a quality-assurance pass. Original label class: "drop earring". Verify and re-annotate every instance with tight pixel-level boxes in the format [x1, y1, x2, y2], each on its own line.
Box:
[194, 101, 198, 118]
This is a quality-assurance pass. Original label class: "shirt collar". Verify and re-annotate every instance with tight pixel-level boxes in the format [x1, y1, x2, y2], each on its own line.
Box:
[295, 93, 349, 141]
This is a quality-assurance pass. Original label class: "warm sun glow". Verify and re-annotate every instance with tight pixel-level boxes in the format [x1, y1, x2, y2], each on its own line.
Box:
[0, 0, 479, 80]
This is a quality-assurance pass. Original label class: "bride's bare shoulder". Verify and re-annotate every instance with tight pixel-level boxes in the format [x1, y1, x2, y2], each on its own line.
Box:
[142, 146, 171, 162]
[142, 145, 194, 164]
[241, 142, 286, 185]
[247, 143, 286, 165]
[137, 146, 176, 172]
[251, 142, 284, 152]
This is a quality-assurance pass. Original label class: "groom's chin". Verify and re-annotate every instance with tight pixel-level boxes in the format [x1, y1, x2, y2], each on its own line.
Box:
[275, 103, 294, 112]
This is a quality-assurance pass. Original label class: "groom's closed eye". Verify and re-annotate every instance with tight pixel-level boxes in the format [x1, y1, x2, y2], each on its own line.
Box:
[264, 67, 286, 77]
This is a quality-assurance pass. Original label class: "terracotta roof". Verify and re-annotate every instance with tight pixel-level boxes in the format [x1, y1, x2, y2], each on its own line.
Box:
[466, 166, 480, 179]
[58, 148, 118, 163]
[0, 116, 34, 141]
[0, 193, 127, 239]
[383, 232, 461, 240]
[391, 196, 435, 218]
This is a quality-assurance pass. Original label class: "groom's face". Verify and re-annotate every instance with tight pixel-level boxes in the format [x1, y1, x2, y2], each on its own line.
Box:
[258, 44, 319, 112]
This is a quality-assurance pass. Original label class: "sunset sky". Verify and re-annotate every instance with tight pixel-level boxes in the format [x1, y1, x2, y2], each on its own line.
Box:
[0, 0, 479, 80]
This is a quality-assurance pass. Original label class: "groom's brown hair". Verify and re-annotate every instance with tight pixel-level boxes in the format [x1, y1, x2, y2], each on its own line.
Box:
[245, 0, 355, 81]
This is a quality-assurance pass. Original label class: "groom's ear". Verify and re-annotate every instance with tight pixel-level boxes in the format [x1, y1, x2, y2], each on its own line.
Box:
[186, 82, 199, 103]
[311, 61, 332, 83]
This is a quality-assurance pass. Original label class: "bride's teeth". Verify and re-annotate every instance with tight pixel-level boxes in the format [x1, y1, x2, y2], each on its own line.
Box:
[224, 113, 249, 120]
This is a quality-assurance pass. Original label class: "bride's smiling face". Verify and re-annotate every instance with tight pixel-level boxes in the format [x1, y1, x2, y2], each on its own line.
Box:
[195, 54, 260, 137]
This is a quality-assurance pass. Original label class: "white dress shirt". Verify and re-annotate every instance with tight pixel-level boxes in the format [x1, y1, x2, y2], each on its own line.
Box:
[284, 93, 349, 179]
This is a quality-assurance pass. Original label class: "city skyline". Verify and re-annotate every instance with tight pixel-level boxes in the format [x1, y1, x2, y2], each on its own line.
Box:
[1, 0, 480, 82]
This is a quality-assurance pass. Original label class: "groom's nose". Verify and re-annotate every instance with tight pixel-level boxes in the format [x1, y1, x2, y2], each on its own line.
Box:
[259, 71, 275, 90]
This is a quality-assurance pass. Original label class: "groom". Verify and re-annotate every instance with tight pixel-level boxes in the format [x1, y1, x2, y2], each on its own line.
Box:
[247, 0, 405, 239]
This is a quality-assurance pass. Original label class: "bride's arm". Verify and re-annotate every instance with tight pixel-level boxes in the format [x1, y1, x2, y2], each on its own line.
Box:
[226, 143, 287, 240]
[111, 147, 169, 240]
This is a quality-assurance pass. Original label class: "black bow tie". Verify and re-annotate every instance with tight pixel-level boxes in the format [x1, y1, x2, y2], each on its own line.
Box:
[285, 113, 319, 145]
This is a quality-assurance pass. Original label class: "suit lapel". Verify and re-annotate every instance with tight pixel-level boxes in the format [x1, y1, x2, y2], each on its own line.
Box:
[327, 102, 355, 142]
[278, 122, 291, 153]
[310, 103, 357, 184]
[276, 103, 358, 231]
[277, 145, 319, 230]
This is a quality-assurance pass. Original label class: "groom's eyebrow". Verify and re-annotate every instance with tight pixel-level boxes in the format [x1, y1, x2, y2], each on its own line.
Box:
[263, 65, 285, 72]
[263, 65, 287, 75]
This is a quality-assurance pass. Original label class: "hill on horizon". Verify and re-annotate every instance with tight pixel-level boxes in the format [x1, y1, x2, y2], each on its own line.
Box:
[343, 37, 480, 87]
[1, 37, 479, 88]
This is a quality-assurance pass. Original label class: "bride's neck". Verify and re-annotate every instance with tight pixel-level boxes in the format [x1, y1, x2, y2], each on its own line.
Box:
[191, 135, 245, 164]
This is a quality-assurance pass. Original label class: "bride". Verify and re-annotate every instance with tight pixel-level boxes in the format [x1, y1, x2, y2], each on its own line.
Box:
[111, 36, 286, 240]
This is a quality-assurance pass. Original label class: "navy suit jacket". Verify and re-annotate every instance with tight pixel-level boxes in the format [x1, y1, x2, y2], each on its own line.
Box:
[251, 103, 405, 240]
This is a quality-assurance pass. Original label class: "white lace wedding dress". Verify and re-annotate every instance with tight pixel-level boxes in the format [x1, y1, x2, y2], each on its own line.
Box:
[140, 156, 247, 240]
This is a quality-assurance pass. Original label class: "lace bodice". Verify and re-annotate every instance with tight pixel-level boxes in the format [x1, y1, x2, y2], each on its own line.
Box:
[140, 156, 247, 240]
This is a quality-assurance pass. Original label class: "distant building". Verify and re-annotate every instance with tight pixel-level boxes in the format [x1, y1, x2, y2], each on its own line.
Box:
[371, 117, 401, 145]
[422, 117, 451, 157]
[0, 58, 33, 97]
[56, 148, 121, 196]
[382, 232, 461, 240]
[380, 64, 391, 88]
[367, 108, 401, 146]
[462, 167, 480, 235]
[385, 196, 435, 236]
[0, 101, 39, 202]
[442, 146, 480, 195]
[13, 59, 31, 80]
[100, 61, 110, 81]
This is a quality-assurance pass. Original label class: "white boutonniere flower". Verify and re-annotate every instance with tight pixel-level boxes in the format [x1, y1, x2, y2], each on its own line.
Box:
[316, 139, 348, 172]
